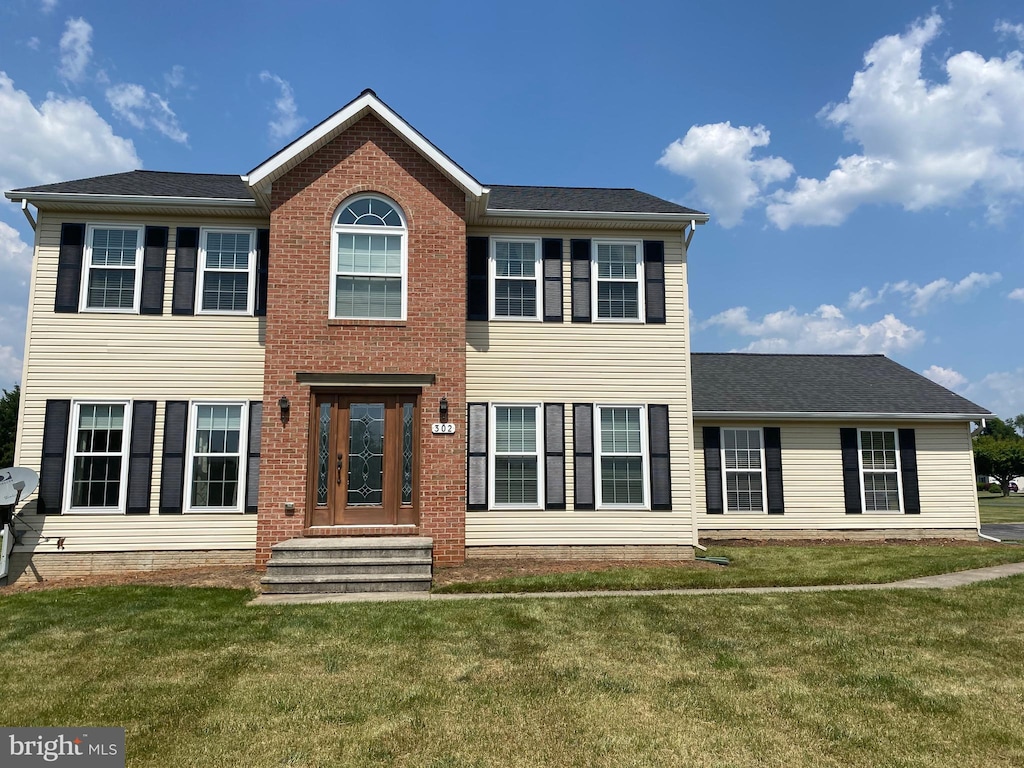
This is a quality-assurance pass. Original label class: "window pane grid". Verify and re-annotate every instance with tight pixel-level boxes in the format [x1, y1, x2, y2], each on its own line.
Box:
[597, 406, 645, 507]
[87, 268, 136, 309]
[864, 472, 900, 511]
[333, 197, 406, 319]
[600, 408, 642, 453]
[495, 280, 537, 317]
[726, 471, 763, 512]
[493, 406, 540, 507]
[91, 229, 138, 267]
[335, 276, 402, 319]
[596, 243, 637, 279]
[191, 404, 242, 509]
[595, 243, 640, 320]
[70, 404, 126, 509]
[723, 429, 764, 512]
[337, 234, 402, 275]
[601, 456, 644, 505]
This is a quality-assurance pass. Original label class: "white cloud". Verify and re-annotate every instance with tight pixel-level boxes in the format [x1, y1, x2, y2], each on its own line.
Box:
[0, 222, 31, 281]
[890, 271, 1001, 314]
[0, 72, 139, 191]
[995, 20, 1024, 45]
[765, 14, 1024, 228]
[58, 17, 92, 83]
[40, 0, 58, 13]
[1009, 287, 1024, 301]
[164, 65, 185, 90]
[922, 365, 968, 390]
[657, 122, 793, 227]
[968, 368, 1024, 418]
[27, 37, 40, 50]
[846, 285, 888, 311]
[0, 345, 23, 388]
[259, 71, 304, 142]
[106, 83, 188, 144]
[699, 304, 925, 355]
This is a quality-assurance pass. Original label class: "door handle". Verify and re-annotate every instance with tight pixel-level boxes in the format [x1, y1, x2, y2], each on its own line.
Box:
[336, 453, 344, 484]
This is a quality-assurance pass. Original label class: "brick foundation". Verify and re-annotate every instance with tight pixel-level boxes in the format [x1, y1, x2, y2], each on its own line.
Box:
[256, 114, 467, 568]
[465, 545, 695, 561]
[3, 550, 253, 585]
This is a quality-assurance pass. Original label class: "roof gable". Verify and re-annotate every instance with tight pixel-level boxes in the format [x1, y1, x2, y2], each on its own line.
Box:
[245, 89, 485, 200]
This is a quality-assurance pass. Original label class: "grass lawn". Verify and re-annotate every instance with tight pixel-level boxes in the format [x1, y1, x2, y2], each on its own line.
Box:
[433, 543, 1024, 594]
[979, 492, 1024, 524]
[2, 579, 1024, 767]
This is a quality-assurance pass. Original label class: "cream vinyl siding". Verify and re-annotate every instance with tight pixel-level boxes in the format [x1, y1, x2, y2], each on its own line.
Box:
[466, 227, 694, 546]
[693, 420, 980, 530]
[13, 211, 266, 553]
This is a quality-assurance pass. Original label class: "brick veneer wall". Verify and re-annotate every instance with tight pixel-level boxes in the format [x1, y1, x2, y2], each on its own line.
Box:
[255, 115, 468, 567]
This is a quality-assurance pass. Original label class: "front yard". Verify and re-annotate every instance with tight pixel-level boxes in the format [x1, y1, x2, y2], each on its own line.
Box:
[2, 568, 1024, 766]
[979, 492, 1024, 523]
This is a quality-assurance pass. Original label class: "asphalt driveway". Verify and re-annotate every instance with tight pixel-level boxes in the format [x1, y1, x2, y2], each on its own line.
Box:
[981, 524, 1024, 542]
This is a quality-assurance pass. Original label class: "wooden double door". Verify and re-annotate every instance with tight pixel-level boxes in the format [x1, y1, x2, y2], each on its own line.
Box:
[308, 393, 419, 526]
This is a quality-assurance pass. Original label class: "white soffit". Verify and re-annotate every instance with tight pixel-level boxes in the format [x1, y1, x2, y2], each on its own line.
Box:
[245, 90, 486, 199]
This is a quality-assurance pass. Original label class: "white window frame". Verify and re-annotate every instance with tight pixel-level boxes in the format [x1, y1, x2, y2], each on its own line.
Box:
[857, 428, 904, 513]
[184, 400, 248, 514]
[591, 239, 644, 323]
[80, 224, 144, 313]
[489, 236, 543, 321]
[595, 404, 649, 510]
[63, 399, 133, 514]
[721, 427, 767, 513]
[329, 194, 408, 321]
[196, 227, 257, 315]
[488, 403, 544, 510]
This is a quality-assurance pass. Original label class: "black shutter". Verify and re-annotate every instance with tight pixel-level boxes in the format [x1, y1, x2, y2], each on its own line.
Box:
[159, 401, 189, 513]
[703, 426, 723, 514]
[840, 428, 863, 514]
[898, 428, 921, 514]
[542, 238, 563, 322]
[171, 227, 199, 315]
[126, 401, 156, 514]
[573, 404, 595, 509]
[544, 403, 566, 509]
[764, 427, 785, 514]
[39, 400, 71, 514]
[140, 227, 168, 315]
[55, 223, 85, 313]
[648, 405, 672, 510]
[255, 228, 270, 317]
[643, 240, 666, 324]
[467, 403, 488, 509]
[467, 237, 489, 321]
[570, 239, 591, 322]
[246, 401, 263, 513]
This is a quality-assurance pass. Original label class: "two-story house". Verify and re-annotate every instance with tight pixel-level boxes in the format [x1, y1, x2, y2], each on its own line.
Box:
[3, 91, 991, 591]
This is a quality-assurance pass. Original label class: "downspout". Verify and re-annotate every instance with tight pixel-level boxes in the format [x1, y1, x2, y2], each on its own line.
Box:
[20, 199, 37, 231]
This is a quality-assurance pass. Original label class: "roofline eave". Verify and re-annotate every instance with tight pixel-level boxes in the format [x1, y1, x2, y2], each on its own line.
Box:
[692, 410, 991, 421]
[5, 191, 260, 210]
[484, 209, 710, 224]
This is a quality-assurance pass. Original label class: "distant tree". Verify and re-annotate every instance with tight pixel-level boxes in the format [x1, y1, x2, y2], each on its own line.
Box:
[980, 417, 1022, 441]
[0, 385, 17, 468]
[1009, 414, 1024, 438]
[974, 436, 1024, 497]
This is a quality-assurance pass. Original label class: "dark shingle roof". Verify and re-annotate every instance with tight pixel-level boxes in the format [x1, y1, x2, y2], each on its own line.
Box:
[10, 171, 254, 200]
[691, 354, 990, 416]
[487, 185, 704, 215]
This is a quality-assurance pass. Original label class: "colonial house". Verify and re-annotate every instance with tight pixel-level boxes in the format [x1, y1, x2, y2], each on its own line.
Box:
[2, 90, 991, 591]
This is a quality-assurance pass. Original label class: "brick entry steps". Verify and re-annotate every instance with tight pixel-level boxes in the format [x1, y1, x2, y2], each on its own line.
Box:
[260, 536, 433, 595]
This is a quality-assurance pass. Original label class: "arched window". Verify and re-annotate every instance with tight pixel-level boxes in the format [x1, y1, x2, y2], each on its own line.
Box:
[331, 195, 407, 319]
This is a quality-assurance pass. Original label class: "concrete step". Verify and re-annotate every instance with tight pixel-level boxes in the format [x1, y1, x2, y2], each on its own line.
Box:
[265, 557, 431, 578]
[270, 536, 432, 562]
[260, 573, 431, 595]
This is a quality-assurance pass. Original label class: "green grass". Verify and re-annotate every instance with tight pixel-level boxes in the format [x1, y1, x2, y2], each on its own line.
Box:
[979, 492, 1024, 524]
[2, 579, 1024, 766]
[433, 544, 1024, 594]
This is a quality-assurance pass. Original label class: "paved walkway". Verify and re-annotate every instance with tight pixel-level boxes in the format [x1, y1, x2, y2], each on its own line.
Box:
[981, 523, 1024, 541]
[249, 560, 1024, 606]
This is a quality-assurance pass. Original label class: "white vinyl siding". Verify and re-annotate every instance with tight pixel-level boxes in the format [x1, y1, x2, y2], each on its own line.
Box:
[723, 427, 765, 512]
[593, 240, 643, 321]
[197, 229, 256, 314]
[81, 225, 143, 312]
[490, 404, 543, 509]
[491, 238, 541, 320]
[64, 401, 131, 514]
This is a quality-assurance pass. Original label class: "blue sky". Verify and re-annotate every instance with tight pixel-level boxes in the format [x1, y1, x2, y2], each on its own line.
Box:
[1, 0, 1023, 417]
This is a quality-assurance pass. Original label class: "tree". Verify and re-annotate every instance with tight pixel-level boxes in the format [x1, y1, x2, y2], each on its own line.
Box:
[0, 385, 18, 468]
[980, 417, 1021, 441]
[974, 435, 1024, 497]
[1009, 414, 1024, 438]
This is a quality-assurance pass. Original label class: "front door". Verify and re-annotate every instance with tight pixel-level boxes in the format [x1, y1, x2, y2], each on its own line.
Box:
[308, 393, 419, 526]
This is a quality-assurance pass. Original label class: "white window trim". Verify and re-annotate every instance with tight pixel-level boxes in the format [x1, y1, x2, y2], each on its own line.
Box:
[488, 236, 543, 321]
[329, 195, 408, 321]
[591, 239, 644, 323]
[720, 427, 767, 513]
[196, 227, 257, 316]
[184, 400, 248, 514]
[488, 403, 545, 510]
[80, 224, 144, 313]
[595, 403, 649, 510]
[857, 428, 904, 514]
[63, 399, 133, 514]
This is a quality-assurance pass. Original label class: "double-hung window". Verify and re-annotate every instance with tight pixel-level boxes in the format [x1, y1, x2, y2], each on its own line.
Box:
[859, 429, 902, 511]
[596, 405, 648, 508]
[722, 428, 765, 512]
[490, 238, 541, 319]
[490, 404, 543, 508]
[197, 229, 256, 314]
[82, 225, 143, 312]
[593, 240, 643, 321]
[331, 195, 407, 320]
[186, 402, 247, 513]
[65, 401, 131, 512]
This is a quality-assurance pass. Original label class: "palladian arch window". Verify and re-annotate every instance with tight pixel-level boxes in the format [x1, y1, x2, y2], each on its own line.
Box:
[331, 195, 407, 319]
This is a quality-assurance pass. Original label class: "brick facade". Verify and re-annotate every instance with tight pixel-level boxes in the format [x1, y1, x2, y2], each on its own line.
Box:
[255, 114, 468, 567]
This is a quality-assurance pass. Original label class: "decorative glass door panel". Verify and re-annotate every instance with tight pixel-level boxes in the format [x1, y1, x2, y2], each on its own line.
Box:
[308, 393, 419, 526]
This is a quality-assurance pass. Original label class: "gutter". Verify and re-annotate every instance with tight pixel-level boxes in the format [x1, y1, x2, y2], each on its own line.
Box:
[485, 208, 710, 225]
[4, 191, 261, 210]
[692, 411, 992, 421]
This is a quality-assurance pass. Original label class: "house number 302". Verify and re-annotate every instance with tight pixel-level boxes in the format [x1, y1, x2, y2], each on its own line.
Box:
[431, 423, 456, 434]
